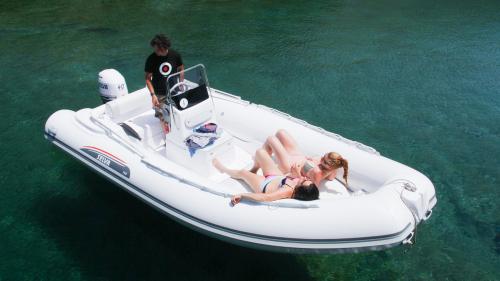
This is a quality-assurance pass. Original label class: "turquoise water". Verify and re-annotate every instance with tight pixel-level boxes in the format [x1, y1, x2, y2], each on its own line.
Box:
[1, 0, 499, 280]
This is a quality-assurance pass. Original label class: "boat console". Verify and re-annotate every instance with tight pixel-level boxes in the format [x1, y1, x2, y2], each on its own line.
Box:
[163, 65, 250, 178]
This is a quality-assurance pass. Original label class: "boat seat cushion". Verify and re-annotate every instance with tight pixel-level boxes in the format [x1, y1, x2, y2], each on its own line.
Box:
[321, 179, 350, 196]
[105, 89, 151, 123]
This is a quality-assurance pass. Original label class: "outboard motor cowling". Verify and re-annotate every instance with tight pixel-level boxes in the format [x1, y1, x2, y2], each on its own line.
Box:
[98, 69, 128, 103]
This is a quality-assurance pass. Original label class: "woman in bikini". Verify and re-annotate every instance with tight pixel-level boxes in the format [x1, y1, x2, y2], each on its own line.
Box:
[212, 148, 319, 205]
[251, 129, 349, 187]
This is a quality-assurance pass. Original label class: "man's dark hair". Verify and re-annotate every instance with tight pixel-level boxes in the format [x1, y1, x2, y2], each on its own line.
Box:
[150, 34, 171, 49]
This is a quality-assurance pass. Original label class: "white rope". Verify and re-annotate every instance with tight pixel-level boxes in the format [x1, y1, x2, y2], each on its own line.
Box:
[212, 88, 380, 155]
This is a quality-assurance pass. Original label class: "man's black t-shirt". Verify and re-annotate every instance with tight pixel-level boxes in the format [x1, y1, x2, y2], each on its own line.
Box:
[144, 50, 183, 96]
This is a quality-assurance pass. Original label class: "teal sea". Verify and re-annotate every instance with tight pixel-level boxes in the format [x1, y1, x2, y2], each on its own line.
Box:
[1, 0, 499, 280]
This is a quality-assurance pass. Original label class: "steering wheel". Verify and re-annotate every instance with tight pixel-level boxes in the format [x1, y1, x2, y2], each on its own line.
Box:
[169, 81, 190, 96]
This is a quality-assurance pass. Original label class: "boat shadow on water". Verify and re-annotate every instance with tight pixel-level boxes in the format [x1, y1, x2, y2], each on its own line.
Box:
[31, 165, 313, 281]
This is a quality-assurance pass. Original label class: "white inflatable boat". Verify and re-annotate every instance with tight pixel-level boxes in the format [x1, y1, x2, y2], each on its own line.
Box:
[44, 65, 436, 253]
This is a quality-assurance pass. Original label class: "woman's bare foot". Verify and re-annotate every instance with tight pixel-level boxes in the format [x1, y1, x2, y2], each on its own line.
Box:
[212, 158, 228, 174]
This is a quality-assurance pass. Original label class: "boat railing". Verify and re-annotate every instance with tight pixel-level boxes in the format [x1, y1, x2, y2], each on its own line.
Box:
[246, 103, 380, 156]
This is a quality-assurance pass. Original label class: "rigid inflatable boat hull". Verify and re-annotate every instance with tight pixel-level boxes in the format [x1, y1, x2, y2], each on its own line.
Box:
[44, 66, 436, 253]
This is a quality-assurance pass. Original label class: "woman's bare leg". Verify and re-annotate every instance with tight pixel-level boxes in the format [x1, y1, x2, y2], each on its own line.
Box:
[275, 129, 303, 155]
[249, 152, 261, 173]
[213, 158, 264, 193]
[254, 148, 283, 176]
[251, 129, 304, 173]
[263, 135, 297, 173]
[250, 136, 290, 173]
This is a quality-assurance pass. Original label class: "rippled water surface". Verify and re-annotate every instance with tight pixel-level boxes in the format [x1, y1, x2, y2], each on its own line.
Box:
[1, 0, 499, 280]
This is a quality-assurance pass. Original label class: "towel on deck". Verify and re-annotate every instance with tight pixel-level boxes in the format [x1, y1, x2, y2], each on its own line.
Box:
[185, 123, 221, 156]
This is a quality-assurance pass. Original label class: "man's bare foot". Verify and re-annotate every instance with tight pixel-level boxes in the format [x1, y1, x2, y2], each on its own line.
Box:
[212, 158, 227, 174]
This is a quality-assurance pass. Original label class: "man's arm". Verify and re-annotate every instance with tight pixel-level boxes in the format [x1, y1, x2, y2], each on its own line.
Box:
[145, 72, 159, 107]
[178, 64, 185, 82]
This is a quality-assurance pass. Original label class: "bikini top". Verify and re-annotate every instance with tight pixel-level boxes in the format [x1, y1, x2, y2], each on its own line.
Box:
[301, 161, 315, 175]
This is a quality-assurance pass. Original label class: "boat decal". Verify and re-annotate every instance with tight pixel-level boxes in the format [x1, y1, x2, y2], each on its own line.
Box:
[82, 146, 126, 164]
[81, 146, 130, 178]
[48, 135, 413, 248]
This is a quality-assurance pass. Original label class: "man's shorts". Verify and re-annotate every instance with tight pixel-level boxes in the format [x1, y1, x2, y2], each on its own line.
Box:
[153, 95, 171, 124]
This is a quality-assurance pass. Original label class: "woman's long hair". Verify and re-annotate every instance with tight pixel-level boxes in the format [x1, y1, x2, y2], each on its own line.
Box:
[292, 182, 319, 201]
[322, 152, 349, 186]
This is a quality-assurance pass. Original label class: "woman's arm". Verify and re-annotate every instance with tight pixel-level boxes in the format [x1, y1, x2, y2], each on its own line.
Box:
[326, 170, 337, 180]
[231, 189, 293, 205]
[310, 169, 336, 187]
[289, 162, 302, 178]
[313, 176, 322, 188]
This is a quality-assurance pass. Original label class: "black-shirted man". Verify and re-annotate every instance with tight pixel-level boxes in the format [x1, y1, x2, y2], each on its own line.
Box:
[145, 34, 184, 134]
